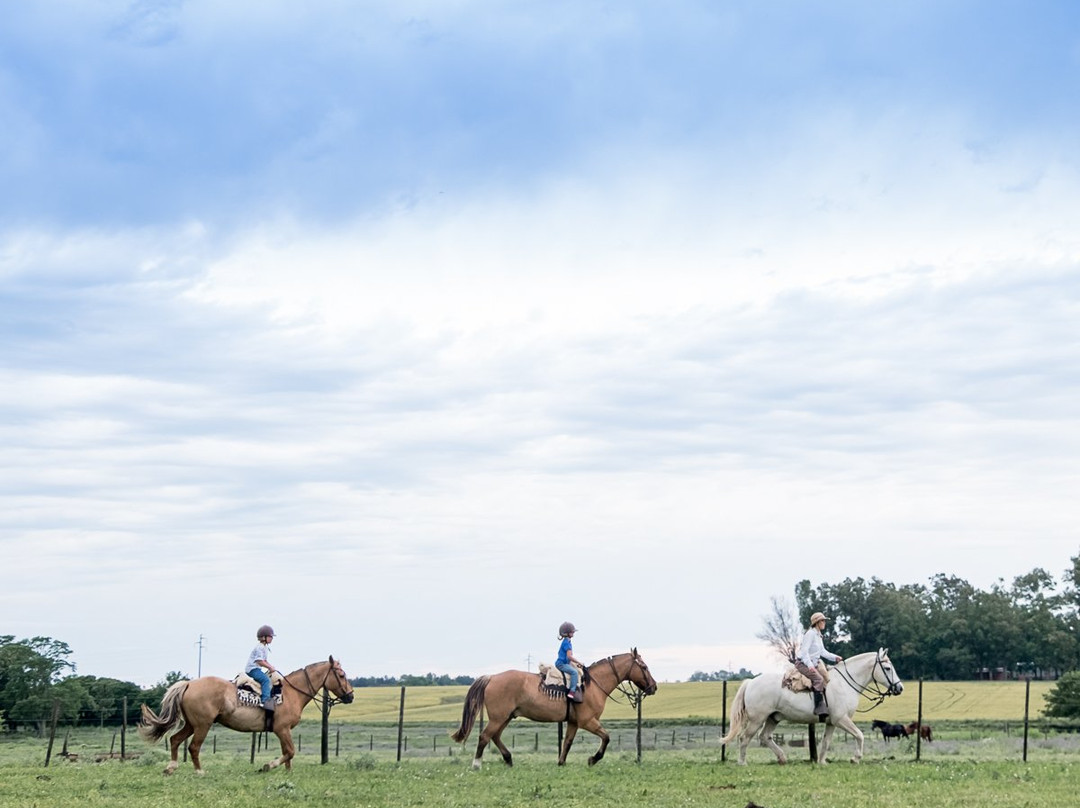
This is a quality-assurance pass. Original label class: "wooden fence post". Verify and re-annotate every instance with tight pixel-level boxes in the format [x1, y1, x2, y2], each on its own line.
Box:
[121, 697, 127, 760]
[1023, 677, 1031, 763]
[44, 700, 61, 767]
[321, 686, 330, 764]
[396, 686, 406, 762]
[721, 679, 727, 763]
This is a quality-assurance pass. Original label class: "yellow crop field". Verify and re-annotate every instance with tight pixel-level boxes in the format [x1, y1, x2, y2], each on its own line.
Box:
[315, 679, 1054, 724]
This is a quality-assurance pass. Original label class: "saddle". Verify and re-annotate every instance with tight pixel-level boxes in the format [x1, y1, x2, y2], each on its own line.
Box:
[781, 661, 830, 693]
[233, 670, 285, 708]
[537, 661, 586, 700]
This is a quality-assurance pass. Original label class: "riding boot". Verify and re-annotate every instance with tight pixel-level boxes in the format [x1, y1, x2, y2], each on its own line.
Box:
[812, 690, 829, 721]
[261, 698, 276, 711]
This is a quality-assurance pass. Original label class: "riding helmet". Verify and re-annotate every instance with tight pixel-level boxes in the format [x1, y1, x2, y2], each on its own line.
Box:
[559, 621, 576, 636]
[257, 625, 275, 640]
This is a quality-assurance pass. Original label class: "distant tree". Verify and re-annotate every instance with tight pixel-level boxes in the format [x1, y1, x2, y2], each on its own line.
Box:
[0, 636, 76, 731]
[687, 669, 755, 682]
[756, 595, 800, 663]
[1044, 671, 1080, 718]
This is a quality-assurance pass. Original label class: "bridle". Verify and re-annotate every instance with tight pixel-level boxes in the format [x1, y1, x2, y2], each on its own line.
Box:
[833, 651, 902, 711]
[281, 660, 353, 708]
[603, 652, 655, 708]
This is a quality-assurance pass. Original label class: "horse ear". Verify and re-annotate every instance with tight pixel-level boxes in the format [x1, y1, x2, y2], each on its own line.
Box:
[329, 655, 335, 664]
[631, 647, 638, 655]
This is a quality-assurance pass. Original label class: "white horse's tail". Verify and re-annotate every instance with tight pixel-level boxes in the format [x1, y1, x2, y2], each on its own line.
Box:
[719, 680, 748, 744]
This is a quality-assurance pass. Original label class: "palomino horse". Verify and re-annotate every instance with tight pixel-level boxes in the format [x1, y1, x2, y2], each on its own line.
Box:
[450, 648, 657, 768]
[138, 656, 354, 774]
[721, 648, 903, 765]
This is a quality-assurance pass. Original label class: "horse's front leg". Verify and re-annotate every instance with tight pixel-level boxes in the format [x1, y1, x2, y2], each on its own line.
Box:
[262, 729, 295, 773]
[577, 718, 610, 766]
[831, 715, 864, 763]
[558, 723, 580, 765]
[818, 723, 836, 764]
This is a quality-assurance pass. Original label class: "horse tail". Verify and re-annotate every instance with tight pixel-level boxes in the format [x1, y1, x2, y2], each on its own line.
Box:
[719, 680, 748, 745]
[449, 675, 489, 743]
[137, 681, 189, 743]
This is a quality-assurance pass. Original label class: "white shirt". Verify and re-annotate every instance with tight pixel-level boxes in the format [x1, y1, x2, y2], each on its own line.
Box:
[799, 627, 839, 668]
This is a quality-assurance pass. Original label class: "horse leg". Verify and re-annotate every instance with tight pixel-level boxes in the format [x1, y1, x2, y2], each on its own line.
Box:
[818, 723, 837, 764]
[758, 714, 788, 765]
[558, 723, 580, 766]
[187, 723, 210, 775]
[263, 729, 295, 772]
[471, 716, 512, 770]
[831, 714, 864, 763]
[164, 723, 194, 775]
[487, 719, 515, 767]
[577, 717, 610, 766]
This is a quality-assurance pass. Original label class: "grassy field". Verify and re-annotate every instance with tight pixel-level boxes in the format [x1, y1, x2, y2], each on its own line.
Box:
[0, 749, 1077, 808]
[315, 678, 1054, 723]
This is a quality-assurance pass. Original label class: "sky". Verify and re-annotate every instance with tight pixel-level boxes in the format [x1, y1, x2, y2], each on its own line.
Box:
[2, 1, 1079, 688]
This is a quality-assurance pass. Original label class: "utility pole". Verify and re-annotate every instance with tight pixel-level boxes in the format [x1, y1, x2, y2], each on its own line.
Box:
[196, 635, 206, 677]
[526, 654, 532, 672]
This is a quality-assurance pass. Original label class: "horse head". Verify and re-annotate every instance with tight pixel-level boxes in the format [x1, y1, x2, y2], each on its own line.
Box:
[325, 655, 355, 704]
[628, 648, 659, 696]
[875, 648, 904, 696]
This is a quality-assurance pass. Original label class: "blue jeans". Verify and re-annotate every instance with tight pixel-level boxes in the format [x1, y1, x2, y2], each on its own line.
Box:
[248, 667, 272, 701]
[556, 662, 579, 692]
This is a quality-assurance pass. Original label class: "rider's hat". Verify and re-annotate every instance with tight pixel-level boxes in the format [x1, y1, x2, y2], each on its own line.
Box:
[558, 621, 576, 636]
[810, 612, 827, 626]
[257, 625, 275, 639]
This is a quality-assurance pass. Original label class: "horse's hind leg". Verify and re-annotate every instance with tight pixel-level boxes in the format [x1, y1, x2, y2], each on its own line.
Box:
[471, 717, 513, 770]
[487, 719, 515, 767]
[165, 723, 194, 775]
[187, 724, 211, 775]
[758, 714, 788, 765]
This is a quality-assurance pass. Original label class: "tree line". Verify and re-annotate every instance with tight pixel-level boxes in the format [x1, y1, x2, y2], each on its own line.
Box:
[0, 635, 473, 733]
[6, 553, 1080, 731]
[788, 553, 1080, 681]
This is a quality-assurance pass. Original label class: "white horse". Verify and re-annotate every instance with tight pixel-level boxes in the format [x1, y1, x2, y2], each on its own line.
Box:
[720, 648, 903, 765]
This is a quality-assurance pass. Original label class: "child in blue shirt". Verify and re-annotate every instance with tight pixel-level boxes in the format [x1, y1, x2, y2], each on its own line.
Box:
[556, 621, 582, 702]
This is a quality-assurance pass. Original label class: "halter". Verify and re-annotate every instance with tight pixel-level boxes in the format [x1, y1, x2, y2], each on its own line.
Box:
[282, 660, 352, 708]
[833, 651, 901, 711]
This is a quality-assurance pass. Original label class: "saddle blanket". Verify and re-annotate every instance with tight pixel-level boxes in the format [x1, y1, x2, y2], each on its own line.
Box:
[537, 661, 584, 689]
[233, 671, 284, 708]
[782, 662, 830, 693]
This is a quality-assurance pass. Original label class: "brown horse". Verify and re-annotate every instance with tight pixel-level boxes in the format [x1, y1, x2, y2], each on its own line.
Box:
[450, 648, 657, 769]
[138, 656, 354, 774]
[905, 721, 933, 741]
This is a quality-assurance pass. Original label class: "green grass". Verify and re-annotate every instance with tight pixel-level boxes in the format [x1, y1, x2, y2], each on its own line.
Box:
[0, 751, 1077, 808]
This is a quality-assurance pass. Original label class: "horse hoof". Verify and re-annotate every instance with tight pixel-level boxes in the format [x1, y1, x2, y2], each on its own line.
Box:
[470, 760, 482, 771]
[261, 764, 272, 773]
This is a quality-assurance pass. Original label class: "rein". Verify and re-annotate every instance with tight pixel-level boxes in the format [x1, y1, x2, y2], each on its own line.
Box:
[282, 662, 350, 709]
[832, 653, 899, 712]
[601, 654, 650, 709]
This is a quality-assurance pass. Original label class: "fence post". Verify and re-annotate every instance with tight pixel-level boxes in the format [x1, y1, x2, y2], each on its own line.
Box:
[721, 679, 727, 763]
[396, 686, 406, 762]
[44, 700, 61, 767]
[250, 733, 256, 764]
[1023, 677, 1031, 763]
[807, 724, 817, 762]
[916, 680, 924, 761]
[321, 686, 330, 764]
[121, 697, 127, 760]
[636, 695, 643, 764]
